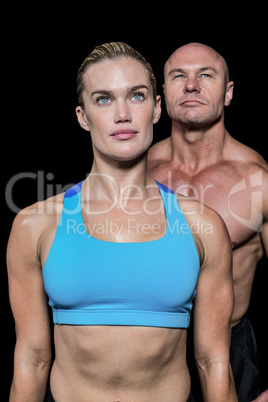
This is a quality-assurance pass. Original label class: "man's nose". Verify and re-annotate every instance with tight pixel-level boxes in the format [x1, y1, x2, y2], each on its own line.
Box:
[184, 77, 201, 93]
[114, 101, 132, 123]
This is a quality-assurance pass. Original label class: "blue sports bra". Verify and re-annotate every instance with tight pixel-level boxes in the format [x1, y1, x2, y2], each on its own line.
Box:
[42, 180, 200, 328]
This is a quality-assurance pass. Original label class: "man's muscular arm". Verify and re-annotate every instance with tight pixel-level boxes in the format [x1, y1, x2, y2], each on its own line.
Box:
[188, 202, 237, 401]
[252, 390, 268, 401]
[252, 164, 268, 401]
[260, 166, 268, 257]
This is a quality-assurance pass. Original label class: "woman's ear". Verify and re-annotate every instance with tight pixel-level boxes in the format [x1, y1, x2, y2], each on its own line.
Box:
[153, 95, 161, 124]
[75, 106, 91, 131]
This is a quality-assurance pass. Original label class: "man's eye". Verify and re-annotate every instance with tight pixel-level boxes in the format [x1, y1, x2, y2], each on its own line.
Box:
[200, 74, 212, 78]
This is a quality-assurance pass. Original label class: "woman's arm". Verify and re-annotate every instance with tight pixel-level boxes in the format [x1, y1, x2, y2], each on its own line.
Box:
[7, 208, 52, 402]
[192, 206, 237, 402]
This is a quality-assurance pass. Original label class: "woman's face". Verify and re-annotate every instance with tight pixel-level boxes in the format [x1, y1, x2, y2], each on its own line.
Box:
[76, 58, 161, 162]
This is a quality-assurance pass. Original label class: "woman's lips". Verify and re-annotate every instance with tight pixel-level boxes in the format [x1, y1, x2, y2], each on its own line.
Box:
[110, 129, 138, 140]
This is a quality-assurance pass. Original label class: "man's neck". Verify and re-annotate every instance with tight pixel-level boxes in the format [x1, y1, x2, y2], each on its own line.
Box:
[170, 119, 228, 174]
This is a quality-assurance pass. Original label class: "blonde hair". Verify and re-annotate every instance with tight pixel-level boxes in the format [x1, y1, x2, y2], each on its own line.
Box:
[77, 42, 157, 107]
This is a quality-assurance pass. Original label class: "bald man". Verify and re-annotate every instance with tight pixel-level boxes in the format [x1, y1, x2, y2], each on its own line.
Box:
[148, 43, 268, 401]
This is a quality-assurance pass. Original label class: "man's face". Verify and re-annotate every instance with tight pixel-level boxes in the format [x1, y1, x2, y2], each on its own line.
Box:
[163, 44, 233, 128]
[76, 58, 161, 162]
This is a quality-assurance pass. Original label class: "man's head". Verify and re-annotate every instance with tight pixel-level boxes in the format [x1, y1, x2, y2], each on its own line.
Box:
[163, 42, 234, 128]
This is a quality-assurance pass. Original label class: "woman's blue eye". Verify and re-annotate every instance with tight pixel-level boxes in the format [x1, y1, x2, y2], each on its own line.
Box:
[131, 92, 144, 101]
[98, 97, 110, 104]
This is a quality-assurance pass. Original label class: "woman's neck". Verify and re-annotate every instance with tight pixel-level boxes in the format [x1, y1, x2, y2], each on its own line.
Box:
[83, 152, 155, 202]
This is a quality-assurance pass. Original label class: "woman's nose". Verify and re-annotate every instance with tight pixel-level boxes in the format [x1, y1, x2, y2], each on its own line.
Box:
[114, 101, 132, 123]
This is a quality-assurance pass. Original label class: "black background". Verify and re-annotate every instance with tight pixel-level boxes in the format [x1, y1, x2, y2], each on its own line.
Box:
[3, 15, 268, 399]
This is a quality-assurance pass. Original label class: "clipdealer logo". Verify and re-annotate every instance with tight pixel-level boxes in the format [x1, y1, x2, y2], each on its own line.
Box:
[228, 170, 263, 231]
[66, 217, 213, 238]
[5, 171, 75, 215]
[5, 170, 264, 233]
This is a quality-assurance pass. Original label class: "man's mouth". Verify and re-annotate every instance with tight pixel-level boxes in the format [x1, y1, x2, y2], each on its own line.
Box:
[180, 99, 206, 106]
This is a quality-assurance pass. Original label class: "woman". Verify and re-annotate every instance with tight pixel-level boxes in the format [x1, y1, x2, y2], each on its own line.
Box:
[7, 42, 237, 401]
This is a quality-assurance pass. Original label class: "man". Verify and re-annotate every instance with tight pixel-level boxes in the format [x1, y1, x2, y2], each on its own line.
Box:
[148, 42, 268, 401]
[7, 42, 237, 401]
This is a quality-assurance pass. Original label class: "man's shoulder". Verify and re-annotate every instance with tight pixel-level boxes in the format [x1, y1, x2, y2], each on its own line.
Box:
[148, 138, 172, 176]
[227, 135, 267, 167]
[148, 138, 171, 162]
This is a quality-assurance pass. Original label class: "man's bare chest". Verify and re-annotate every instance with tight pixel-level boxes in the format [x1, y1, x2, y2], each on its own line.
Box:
[157, 164, 263, 246]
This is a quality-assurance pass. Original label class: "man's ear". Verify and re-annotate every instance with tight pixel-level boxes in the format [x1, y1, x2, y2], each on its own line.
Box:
[75, 106, 91, 131]
[225, 81, 234, 107]
[162, 84, 166, 99]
